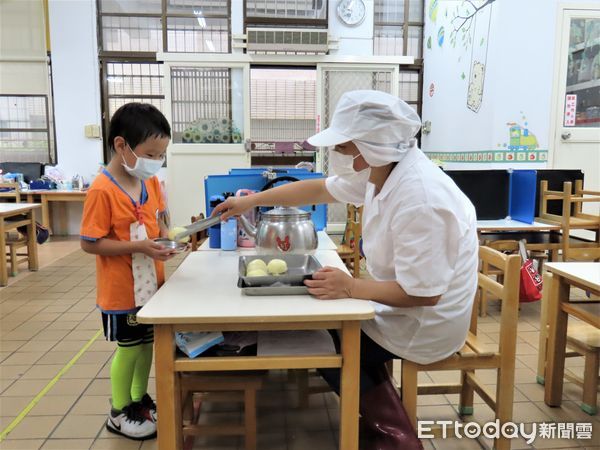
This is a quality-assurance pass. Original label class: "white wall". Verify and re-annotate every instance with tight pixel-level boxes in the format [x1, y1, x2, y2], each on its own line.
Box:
[421, 0, 599, 172]
[48, 0, 103, 234]
[328, 0, 375, 56]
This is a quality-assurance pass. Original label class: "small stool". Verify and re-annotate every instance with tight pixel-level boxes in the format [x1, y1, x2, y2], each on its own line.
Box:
[180, 371, 264, 450]
[5, 234, 28, 277]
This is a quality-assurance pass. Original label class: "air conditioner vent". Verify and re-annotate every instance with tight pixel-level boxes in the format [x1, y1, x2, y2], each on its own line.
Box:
[246, 27, 329, 54]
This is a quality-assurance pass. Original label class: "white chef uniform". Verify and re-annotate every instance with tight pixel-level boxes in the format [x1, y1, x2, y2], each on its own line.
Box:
[326, 144, 479, 364]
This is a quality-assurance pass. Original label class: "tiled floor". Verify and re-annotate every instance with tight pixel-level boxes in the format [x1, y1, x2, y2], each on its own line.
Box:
[0, 238, 598, 450]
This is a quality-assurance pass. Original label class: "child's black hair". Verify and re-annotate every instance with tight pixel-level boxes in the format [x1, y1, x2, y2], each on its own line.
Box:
[108, 103, 171, 151]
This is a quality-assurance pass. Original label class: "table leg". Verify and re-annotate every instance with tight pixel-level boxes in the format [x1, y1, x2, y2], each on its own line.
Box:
[154, 325, 182, 450]
[339, 320, 360, 450]
[26, 194, 37, 224]
[0, 218, 7, 286]
[41, 195, 50, 232]
[26, 210, 38, 271]
[544, 274, 570, 406]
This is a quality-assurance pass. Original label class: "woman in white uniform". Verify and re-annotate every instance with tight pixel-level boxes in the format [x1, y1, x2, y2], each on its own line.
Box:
[214, 90, 479, 450]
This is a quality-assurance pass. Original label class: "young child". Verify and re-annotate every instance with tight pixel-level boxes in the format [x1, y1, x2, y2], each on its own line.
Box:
[80, 103, 174, 441]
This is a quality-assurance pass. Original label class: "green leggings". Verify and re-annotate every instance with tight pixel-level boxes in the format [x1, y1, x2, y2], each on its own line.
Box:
[110, 342, 153, 411]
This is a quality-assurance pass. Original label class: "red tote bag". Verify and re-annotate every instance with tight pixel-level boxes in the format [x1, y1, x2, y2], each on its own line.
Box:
[518, 240, 542, 302]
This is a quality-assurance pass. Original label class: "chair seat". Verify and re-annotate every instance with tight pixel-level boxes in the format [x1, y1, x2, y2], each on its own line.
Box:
[337, 244, 354, 256]
[568, 323, 600, 349]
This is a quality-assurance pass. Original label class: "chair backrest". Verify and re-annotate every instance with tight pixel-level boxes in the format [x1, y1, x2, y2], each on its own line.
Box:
[470, 246, 521, 347]
[539, 180, 600, 261]
[0, 182, 21, 202]
[190, 213, 208, 251]
[342, 204, 363, 247]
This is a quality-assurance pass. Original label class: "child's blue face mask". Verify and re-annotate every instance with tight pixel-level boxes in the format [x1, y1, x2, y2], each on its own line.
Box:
[122, 143, 164, 180]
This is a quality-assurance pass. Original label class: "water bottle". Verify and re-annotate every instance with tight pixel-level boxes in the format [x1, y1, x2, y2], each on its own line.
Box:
[220, 218, 237, 251]
[208, 195, 224, 248]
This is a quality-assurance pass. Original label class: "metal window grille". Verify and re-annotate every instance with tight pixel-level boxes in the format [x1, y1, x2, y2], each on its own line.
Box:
[373, 0, 424, 57]
[170, 67, 243, 144]
[0, 95, 54, 164]
[250, 68, 316, 145]
[98, 0, 230, 54]
[104, 61, 165, 119]
[245, 0, 328, 26]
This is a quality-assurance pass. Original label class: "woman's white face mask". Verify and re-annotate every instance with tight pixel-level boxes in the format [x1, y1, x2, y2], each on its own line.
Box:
[122, 144, 164, 180]
[329, 149, 368, 177]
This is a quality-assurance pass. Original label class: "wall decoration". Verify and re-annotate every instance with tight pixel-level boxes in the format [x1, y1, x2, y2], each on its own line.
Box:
[497, 113, 539, 151]
[429, 83, 435, 97]
[429, 0, 439, 22]
[425, 150, 548, 163]
[437, 27, 445, 47]
[421, 0, 551, 167]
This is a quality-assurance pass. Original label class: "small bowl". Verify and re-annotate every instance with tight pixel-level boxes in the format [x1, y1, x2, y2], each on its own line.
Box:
[153, 238, 187, 253]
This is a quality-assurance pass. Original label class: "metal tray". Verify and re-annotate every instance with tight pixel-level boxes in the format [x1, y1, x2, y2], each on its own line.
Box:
[238, 254, 321, 295]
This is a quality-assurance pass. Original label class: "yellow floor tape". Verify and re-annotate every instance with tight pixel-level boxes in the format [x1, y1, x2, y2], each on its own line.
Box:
[0, 329, 103, 442]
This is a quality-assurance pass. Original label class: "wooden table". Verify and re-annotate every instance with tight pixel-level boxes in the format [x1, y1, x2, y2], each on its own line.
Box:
[0, 203, 40, 286]
[137, 250, 375, 450]
[25, 190, 87, 231]
[198, 230, 338, 252]
[544, 262, 600, 407]
[477, 219, 562, 233]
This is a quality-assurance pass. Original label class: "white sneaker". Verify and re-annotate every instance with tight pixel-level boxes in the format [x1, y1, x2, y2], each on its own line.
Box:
[106, 404, 157, 440]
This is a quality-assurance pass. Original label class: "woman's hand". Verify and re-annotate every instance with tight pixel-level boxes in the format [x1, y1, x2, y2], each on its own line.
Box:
[211, 196, 255, 221]
[135, 239, 176, 261]
[304, 266, 355, 300]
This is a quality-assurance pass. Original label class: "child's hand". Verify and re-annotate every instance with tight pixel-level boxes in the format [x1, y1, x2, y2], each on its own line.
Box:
[135, 239, 175, 261]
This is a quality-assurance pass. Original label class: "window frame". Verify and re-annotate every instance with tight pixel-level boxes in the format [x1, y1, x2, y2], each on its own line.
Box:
[96, 0, 232, 161]
[0, 93, 55, 165]
[244, 0, 329, 30]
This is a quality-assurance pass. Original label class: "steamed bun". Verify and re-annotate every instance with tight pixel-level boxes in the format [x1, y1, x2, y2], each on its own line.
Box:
[168, 226, 190, 244]
[247, 259, 267, 272]
[267, 259, 288, 275]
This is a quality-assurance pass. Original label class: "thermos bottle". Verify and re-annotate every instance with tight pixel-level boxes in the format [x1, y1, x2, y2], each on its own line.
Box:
[220, 217, 237, 251]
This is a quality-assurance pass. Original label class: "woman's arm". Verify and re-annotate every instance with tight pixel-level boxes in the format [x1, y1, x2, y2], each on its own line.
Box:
[213, 178, 336, 220]
[304, 267, 441, 306]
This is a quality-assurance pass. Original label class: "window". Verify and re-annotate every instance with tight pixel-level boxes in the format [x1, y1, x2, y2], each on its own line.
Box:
[245, 0, 328, 28]
[169, 67, 244, 144]
[0, 0, 56, 164]
[250, 68, 316, 145]
[98, 0, 231, 54]
[0, 95, 55, 164]
[373, 0, 424, 58]
[97, 0, 231, 159]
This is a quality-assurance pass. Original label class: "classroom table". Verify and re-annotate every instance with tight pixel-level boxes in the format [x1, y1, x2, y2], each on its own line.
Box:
[198, 230, 338, 252]
[0, 203, 40, 286]
[477, 219, 561, 233]
[137, 250, 375, 450]
[25, 189, 87, 231]
[543, 262, 600, 407]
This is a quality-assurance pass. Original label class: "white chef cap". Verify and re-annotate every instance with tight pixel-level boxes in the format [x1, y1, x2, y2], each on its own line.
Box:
[307, 90, 421, 166]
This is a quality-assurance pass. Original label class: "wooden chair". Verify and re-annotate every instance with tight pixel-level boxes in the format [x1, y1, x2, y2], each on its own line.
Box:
[478, 239, 547, 317]
[190, 213, 209, 251]
[337, 204, 363, 278]
[537, 268, 600, 415]
[180, 371, 264, 450]
[0, 182, 21, 202]
[5, 232, 28, 277]
[400, 246, 520, 450]
[538, 180, 600, 261]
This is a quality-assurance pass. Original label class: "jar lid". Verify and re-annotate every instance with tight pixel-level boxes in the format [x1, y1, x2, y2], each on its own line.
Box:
[262, 207, 311, 220]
